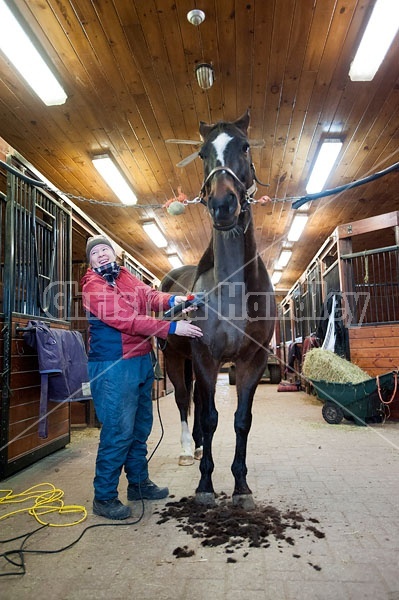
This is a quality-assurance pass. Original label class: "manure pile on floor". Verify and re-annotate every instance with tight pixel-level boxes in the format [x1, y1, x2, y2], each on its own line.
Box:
[155, 493, 324, 565]
[302, 348, 371, 384]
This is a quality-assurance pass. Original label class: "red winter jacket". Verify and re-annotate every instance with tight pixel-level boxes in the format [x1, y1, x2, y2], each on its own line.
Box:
[81, 266, 172, 360]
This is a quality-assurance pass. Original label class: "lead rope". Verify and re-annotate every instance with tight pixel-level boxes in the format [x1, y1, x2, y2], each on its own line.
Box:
[376, 371, 398, 404]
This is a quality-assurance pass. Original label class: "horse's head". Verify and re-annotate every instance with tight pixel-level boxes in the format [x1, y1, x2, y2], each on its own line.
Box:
[198, 110, 256, 231]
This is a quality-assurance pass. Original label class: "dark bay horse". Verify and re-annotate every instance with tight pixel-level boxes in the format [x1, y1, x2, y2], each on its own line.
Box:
[161, 111, 275, 509]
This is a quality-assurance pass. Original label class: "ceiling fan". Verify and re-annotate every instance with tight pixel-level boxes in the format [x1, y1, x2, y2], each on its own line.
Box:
[165, 138, 265, 167]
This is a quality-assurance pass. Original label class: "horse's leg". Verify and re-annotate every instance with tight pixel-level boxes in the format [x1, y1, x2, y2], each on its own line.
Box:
[192, 351, 220, 506]
[164, 352, 195, 466]
[192, 381, 203, 461]
[231, 349, 268, 510]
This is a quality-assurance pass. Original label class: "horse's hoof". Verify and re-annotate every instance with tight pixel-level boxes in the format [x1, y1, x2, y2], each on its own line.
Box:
[178, 455, 194, 466]
[194, 447, 203, 461]
[195, 492, 216, 507]
[232, 494, 256, 511]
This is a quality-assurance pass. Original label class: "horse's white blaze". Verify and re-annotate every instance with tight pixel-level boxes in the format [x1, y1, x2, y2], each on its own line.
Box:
[212, 132, 233, 165]
[180, 421, 193, 456]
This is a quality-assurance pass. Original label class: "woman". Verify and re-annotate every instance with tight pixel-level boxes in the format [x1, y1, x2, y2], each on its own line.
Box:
[81, 235, 202, 520]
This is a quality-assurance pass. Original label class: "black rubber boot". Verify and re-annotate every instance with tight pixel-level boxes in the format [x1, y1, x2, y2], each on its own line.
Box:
[127, 479, 169, 501]
[93, 497, 131, 520]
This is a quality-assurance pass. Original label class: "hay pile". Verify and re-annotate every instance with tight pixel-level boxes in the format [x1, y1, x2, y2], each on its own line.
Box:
[302, 348, 371, 384]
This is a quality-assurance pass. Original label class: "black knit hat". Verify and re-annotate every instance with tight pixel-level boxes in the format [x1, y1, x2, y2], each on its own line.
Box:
[86, 235, 115, 262]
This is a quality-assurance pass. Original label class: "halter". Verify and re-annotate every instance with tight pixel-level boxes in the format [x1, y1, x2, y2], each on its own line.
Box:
[186, 165, 258, 212]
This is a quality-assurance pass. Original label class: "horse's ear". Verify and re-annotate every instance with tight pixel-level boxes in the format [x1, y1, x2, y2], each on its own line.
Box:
[199, 120, 213, 140]
[234, 109, 250, 135]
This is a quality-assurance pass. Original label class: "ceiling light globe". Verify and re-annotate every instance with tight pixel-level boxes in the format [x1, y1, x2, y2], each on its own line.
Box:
[187, 9, 205, 26]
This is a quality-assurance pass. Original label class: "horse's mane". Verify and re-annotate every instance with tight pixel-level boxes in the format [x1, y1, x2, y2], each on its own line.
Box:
[195, 240, 214, 281]
[200, 112, 250, 144]
[206, 121, 247, 139]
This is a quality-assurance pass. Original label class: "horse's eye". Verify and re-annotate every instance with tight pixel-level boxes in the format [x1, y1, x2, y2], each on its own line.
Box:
[243, 143, 250, 154]
[198, 151, 204, 160]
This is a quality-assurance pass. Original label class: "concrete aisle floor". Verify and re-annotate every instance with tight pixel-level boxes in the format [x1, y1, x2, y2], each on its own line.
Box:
[1, 374, 399, 600]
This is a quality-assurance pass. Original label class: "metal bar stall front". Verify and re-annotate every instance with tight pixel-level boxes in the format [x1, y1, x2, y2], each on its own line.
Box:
[0, 157, 73, 480]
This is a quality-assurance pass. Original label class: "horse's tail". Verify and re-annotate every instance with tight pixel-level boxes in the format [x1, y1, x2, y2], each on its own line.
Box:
[184, 358, 194, 415]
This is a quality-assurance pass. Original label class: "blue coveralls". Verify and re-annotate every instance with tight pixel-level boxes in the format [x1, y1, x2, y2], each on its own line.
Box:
[89, 355, 154, 500]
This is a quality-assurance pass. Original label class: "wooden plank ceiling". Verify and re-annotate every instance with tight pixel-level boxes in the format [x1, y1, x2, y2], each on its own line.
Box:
[0, 0, 398, 291]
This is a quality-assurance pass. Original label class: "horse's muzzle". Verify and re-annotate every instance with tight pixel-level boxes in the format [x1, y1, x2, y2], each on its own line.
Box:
[209, 194, 240, 230]
[213, 219, 238, 231]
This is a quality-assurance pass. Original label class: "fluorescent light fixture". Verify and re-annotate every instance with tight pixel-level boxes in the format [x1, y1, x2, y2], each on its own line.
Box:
[271, 271, 282, 285]
[0, 0, 67, 106]
[142, 221, 168, 248]
[276, 250, 292, 269]
[92, 155, 138, 205]
[306, 139, 343, 194]
[349, 0, 399, 81]
[287, 215, 308, 242]
[168, 254, 183, 269]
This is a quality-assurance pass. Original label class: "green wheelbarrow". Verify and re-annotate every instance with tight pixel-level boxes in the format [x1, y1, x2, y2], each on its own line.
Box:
[310, 370, 398, 426]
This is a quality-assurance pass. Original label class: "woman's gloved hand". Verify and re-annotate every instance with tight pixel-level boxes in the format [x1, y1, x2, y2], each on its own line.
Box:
[174, 320, 203, 338]
[173, 295, 188, 305]
[173, 295, 198, 313]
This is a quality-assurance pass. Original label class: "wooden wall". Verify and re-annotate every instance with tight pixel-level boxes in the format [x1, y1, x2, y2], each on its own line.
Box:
[349, 324, 399, 419]
[349, 324, 399, 377]
[1, 316, 70, 478]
